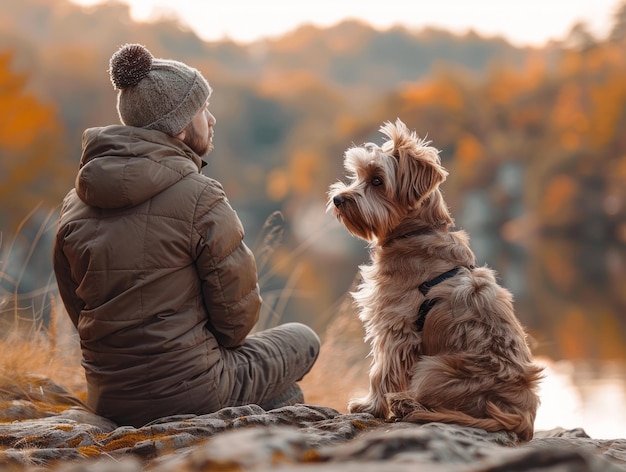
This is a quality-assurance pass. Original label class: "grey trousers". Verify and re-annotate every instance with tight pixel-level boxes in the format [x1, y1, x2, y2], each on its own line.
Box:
[217, 322, 320, 408]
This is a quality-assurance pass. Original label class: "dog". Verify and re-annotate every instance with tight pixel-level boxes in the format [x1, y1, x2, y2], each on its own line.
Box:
[328, 119, 543, 442]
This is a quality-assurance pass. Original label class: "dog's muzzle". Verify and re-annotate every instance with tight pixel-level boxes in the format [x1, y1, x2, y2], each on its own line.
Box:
[333, 195, 346, 207]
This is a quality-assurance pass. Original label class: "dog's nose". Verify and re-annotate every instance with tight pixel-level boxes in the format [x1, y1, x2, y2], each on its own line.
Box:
[333, 195, 345, 207]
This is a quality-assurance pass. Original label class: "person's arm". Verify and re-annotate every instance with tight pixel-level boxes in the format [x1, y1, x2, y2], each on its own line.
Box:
[193, 185, 261, 348]
[52, 228, 84, 329]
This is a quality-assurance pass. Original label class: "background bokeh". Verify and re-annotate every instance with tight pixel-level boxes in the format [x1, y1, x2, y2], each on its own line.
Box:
[1, 0, 625, 438]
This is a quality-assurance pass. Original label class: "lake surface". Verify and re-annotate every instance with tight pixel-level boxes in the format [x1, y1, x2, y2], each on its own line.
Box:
[537, 358, 626, 439]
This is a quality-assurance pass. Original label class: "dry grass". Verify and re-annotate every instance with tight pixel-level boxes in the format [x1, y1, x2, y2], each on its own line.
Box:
[299, 282, 370, 412]
[250, 212, 372, 411]
[0, 206, 86, 410]
[0, 295, 86, 407]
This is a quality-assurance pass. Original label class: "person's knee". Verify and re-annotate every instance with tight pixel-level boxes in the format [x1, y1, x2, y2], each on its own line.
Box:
[282, 322, 320, 362]
[304, 325, 321, 362]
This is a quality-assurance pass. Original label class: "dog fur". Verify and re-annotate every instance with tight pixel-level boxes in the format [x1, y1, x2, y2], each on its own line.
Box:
[328, 119, 543, 442]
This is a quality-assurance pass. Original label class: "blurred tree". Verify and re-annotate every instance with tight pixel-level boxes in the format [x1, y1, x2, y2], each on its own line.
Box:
[565, 22, 597, 51]
[1, 0, 625, 358]
[0, 51, 66, 231]
[609, 0, 626, 42]
[551, 83, 588, 151]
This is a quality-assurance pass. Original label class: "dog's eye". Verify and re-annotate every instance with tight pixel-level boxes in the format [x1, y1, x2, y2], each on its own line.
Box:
[371, 177, 383, 186]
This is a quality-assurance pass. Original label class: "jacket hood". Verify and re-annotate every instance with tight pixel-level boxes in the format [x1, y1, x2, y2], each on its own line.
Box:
[76, 125, 204, 209]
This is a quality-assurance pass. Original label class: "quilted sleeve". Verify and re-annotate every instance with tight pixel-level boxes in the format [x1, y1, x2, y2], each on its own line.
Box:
[192, 182, 261, 348]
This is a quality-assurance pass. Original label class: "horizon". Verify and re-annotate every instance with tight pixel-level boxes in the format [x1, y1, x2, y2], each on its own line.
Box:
[69, 0, 620, 47]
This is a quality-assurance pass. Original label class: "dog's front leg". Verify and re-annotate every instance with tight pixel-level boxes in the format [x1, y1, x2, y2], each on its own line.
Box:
[348, 333, 416, 418]
[348, 357, 389, 418]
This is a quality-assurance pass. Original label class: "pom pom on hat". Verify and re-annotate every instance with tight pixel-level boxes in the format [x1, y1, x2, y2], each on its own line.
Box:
[109, 44, 153, 89]
[108, 43, 211, 136]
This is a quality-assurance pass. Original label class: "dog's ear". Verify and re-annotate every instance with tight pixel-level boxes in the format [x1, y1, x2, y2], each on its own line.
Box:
[401, 149, 448, 207]
[380, 119, 448, 207]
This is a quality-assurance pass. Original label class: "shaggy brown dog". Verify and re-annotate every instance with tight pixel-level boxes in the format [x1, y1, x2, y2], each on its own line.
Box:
[328, 119, 543, 442]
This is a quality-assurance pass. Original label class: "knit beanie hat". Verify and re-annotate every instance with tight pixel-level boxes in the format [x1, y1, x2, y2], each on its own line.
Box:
[108, 43, 211, 136]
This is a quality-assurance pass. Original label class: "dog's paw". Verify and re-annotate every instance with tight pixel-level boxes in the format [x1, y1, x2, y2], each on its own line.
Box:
[347, 398, 370, 414]
[348, 398, 385, 417]
[387, 393, 425, 420]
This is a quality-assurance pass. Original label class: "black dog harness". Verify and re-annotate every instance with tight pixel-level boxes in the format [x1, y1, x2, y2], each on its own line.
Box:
[416, 266, 471, 332]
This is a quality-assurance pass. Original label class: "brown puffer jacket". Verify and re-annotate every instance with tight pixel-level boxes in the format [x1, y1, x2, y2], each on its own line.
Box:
[53, 125, 261, 425]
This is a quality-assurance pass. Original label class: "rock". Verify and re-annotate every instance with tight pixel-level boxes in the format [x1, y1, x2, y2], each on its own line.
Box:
[0, 377, 625, 471]
[0, 375, 91, 422]
[0, 403, 626, 471]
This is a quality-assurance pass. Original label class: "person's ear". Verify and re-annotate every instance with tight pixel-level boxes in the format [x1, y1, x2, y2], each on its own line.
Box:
[175, 128, 186, 141]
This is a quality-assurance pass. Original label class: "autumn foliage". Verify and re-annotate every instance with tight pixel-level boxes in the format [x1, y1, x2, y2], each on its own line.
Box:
[1, 0, 625, 362]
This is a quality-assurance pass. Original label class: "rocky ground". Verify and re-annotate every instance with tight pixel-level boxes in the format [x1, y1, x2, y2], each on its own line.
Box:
[0, 376, 625, 472]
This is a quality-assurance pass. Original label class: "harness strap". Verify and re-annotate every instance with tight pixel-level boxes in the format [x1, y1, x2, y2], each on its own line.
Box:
[416, 298, 439, 331]
[418, 267, 461, 296]
[416, 266, 468, 332]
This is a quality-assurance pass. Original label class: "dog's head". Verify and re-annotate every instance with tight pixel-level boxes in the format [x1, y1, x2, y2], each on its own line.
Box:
[328, 119, 452, 244]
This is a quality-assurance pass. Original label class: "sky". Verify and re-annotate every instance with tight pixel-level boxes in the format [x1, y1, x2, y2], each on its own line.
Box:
[70, 0, 620, 47]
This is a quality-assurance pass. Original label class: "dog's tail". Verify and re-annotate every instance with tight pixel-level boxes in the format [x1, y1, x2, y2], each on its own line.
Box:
[401, 402, 534, 442]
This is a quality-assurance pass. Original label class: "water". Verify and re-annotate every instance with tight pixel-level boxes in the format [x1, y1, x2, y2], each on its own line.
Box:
[536, 358, 626, 439]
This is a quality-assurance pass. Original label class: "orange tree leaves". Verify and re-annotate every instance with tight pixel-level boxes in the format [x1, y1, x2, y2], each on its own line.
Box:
[0, 51, 66, 231]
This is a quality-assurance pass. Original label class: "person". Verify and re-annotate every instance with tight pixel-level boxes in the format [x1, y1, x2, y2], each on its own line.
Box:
[52, 43, 320, 427]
